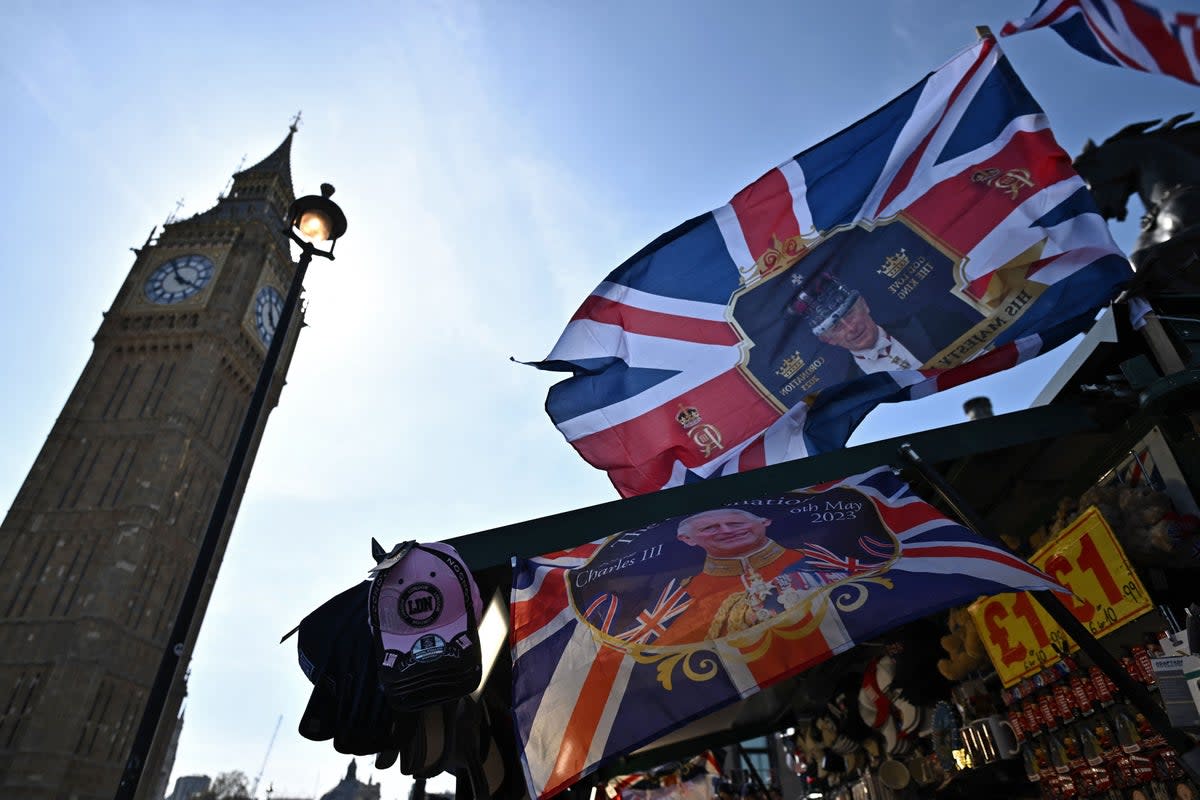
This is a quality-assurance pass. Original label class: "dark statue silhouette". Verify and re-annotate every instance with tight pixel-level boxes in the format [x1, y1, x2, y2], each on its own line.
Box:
[1073, 113, 1200, 294]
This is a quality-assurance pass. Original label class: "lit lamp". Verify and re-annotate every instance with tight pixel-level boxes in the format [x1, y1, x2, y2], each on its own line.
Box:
[298, 210, 331, 241]
[115, 183, 348, 800]
[288, 182, 348, 257]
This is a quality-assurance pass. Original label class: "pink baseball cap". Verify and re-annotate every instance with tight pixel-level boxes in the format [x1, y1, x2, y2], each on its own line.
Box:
[368, 540, 484, 711]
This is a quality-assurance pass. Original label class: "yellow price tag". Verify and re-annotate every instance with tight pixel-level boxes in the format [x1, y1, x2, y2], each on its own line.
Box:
[969, 506, 1152, 687]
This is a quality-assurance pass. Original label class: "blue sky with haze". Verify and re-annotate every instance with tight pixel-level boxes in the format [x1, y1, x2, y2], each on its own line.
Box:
[2, 2, 1196, 797]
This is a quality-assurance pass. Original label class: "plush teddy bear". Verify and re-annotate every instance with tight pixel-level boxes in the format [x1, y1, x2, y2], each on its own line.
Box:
[1078, 485, 1122, 527]
[937, 607, 989, 681]
[962, 613, 986, 661]
[1098, 484, 1193, 566]
[1051, 496, 1079, 535]
[1024, 483, 1198, 569]
[816, 714, 839, 748]
[798, 724, 824, 764]
[1028, 525, 1050, 552]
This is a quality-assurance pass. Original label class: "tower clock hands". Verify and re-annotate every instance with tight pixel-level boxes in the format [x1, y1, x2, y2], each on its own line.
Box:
[253, 287, 285, 345]
[170, 265, 201, 290]
[145, 255, 213, 304]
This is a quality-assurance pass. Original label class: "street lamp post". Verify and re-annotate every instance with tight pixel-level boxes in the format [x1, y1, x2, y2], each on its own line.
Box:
[114, 185, 348, 800]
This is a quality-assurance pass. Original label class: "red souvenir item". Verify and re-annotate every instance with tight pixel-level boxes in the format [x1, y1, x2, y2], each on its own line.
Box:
[1132, 645, 1155, 685]
[1023, 700, 1042, 734]
[1040, 692, 1061, 730]
[1070, 673, 1094, 716]
[1111, 754, 1136, 788]
[1008, 709, 1026, 744]
[1091, 665, 1116, 706]
[1060, 725, 1087, 772]
[1054, 683, 1075, 723]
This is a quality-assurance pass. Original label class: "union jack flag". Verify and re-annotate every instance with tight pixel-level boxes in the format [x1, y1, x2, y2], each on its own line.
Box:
[510, 467, 1068, 799]
[798, 541, 883, 573]
[613, 579, 692, 644]
[1002, 0, 1200, 85]
[533, 37, 1130, 498]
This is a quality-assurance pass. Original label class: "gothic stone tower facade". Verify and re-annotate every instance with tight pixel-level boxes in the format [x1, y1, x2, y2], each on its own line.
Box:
[0, 131, 305, 799]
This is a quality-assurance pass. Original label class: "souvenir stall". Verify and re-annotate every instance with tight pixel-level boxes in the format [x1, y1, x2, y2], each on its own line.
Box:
[942, 434, 1200, 800]
[521, 302, 1199, 800]
[757, 304, 1200, 800]
[666, 448, 1200, 800]
[285, 299, 1200, 800]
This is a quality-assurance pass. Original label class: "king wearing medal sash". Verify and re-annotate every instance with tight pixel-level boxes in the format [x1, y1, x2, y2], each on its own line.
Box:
[652, 509, 876, 645]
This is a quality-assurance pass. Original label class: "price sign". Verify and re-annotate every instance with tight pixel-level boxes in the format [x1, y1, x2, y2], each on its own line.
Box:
[969, 506, 1152, 687]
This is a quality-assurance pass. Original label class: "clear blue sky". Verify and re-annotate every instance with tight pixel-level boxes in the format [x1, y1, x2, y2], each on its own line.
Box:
[1, 2, 1196, 797]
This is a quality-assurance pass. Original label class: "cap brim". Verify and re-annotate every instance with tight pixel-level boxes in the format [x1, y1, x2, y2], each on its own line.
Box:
[299, 677, 339, 742]
[296, 581, 376, 746]
[382, 664, 482, 711]
[403, 702, 457, 779]
[296, 581, 371, 684]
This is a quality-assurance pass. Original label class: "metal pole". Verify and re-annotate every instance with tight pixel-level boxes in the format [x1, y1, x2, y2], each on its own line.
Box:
[898, 443, 1200, 782]
[737, 744, 770, 795]
[114, 243, 316, 800]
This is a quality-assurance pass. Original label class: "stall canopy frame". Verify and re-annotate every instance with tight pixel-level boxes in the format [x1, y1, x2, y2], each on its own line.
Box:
[432, 299, 1200, 786]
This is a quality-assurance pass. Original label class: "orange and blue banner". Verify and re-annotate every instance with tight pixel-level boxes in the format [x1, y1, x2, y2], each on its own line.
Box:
[510, 468, 1068, 799]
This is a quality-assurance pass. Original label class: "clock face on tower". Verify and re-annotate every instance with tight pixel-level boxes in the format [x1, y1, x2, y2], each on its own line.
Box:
[255, 286, 285, 346]
[144, 254, 215, 304]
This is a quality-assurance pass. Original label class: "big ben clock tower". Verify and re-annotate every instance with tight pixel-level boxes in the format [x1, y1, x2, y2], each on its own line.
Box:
[0, 126, 307, 799]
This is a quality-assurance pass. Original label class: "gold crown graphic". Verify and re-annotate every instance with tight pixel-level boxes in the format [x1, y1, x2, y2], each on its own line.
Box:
[676, 405, 702, 430]
[879, 248, 910, 278]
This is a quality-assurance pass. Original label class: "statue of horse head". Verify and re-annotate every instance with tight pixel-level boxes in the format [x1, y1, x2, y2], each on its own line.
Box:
[1074, 114, 1200, 291]
[1072, 114, 1200, 223]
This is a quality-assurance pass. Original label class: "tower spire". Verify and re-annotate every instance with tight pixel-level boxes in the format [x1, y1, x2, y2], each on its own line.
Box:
[188, 123, 297, 231]
[235, 126, 295, 197]
[0, 123, 310, 800]
[164, 197, 185, 225]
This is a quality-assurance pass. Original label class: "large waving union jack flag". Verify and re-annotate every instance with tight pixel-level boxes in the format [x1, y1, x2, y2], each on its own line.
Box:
[533, 37, 1130, 498]
[1003, 0, 1200, 86]
[510, 468, 1069, 799]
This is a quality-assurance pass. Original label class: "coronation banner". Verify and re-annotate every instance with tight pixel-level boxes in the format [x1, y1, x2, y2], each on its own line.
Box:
[533, 36, 1130, 497]
[969, 506, 1153, 687]
[510, 468, 1067, 799]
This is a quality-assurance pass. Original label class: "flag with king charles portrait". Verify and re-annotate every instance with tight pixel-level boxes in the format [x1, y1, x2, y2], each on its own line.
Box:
[531, 36, 1130, 498]
[510, 468, 1068, 799]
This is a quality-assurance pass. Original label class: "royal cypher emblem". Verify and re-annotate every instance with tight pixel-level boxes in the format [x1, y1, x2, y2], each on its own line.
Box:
[676, 405, 724, 457]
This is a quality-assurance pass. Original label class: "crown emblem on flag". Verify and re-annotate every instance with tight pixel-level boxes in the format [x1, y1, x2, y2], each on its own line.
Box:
[878, 248, 910, 278]
[676, 405, 702, 430]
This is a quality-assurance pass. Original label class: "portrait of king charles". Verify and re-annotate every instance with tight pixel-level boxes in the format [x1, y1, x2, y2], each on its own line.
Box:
[569, 492, 898, 650]
[729, 219, 987, 405]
